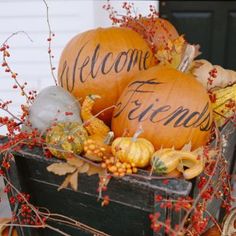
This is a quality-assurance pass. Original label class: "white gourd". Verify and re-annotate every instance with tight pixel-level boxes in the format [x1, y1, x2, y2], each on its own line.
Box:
[28, 86, 82, 132]
[193, 59, 236, 89]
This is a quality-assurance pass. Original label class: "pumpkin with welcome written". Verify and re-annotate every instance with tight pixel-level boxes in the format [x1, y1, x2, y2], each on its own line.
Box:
[58, 27, 155, 124]
[112, 66, 213, 150]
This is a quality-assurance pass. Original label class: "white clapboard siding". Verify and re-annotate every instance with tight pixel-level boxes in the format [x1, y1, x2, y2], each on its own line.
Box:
[0, 0, 158, 134]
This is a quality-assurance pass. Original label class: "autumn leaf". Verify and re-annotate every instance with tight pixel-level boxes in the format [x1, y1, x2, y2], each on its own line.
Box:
[67, 157, 84, 168]
[57, 170, 79, 191]
[58, 174, 71, 191]
[47, 163, 76, 176]
[78, 163, 90, 173]
[69, 170, 79, 191]
[87, 165, 106, 176]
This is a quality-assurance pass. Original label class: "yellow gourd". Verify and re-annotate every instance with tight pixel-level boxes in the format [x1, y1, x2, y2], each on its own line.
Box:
[81, 95, 110, 137]
[111, 129, 154, 168]
[151, 149, 180, 174]
[176, 151, 204, 180]
[151, 148, 204, 179]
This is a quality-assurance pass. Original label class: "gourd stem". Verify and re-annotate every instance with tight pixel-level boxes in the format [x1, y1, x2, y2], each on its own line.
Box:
[132, 127, 144, 142]
[177, 44, 196, 72]
[103, 131, 114, 145]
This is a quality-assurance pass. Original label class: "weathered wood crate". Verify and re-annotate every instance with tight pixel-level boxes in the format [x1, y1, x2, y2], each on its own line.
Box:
[1, 123, 236, 236]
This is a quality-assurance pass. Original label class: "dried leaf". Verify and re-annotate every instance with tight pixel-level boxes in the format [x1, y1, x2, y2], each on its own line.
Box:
[193, 147, 204, 156]
[87, 165, 106, 176]
[58, 174, 71, 191]
[67, 157, 84, 168]
[47, 163, 76, 176]
[181, 142, 192, 152]
[69, 170, 79, 191]
[78, 163, 90, 173]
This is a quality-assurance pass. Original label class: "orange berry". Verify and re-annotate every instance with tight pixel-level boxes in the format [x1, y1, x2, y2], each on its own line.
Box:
[116, 162, 122, 168]
[109, 166, 117, 172]
[114, 172, 119, 177]
[126, 169, 132, 174]
[118, 168, 124, 173]
[101, 163, 107, 168]
[126, 163, 131, 169]
[132, 167, 138, 173]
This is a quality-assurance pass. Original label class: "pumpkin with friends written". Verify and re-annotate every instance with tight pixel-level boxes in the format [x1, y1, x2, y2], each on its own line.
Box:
[58, 27, 155, 124]
[112, 66, 213, 150]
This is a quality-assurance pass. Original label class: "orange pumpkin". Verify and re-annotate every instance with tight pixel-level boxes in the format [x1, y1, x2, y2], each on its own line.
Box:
[112, 66, 213, 150]
[123, 17, 179, 52]
[58, 27, 154, 124]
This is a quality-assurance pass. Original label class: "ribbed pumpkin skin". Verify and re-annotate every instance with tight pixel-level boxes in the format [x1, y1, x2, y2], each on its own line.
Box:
[58, 27, 154, 124]
[123, 17, 179, 50]
[112, 66, 213, 150]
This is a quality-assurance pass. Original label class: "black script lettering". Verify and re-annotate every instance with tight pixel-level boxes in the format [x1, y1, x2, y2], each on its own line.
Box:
[192, 103, 210, 128]
[143, 52, 151, 70]
[127, 100, 142, 120]
[198, 112, 212, 131]
[183, 111, 201, 127]
[114, 52, 128, 73]
[113, 79, 162, 118]
[74, 42, 88, 83]
[101, 52, 114, 74]
[127, 49, 148, 71]
[128, 102, 154, 121]
[162, 107, 190, 127]
[113, 78, 213, 131]
[78, 56, 90, 83]
[90, 44, 100, 79]
[59, 42, 152, 86]
[150, 103, 171, 123]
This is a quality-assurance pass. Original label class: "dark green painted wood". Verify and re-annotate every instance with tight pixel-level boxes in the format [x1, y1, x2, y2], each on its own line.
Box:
[1, 121, 235, 236]
[160, 1, 236, 70]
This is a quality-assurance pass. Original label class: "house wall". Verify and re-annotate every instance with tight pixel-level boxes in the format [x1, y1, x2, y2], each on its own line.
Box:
[0, 0, 158, 134]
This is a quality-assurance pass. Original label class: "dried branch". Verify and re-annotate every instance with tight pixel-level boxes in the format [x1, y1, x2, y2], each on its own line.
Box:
[1, 31, 33, 104]
[43, 0, 57, 85]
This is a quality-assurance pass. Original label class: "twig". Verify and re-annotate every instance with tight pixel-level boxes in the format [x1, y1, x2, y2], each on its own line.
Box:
[43, 0, 57, 85]
[2, 31, 33, 45]
[1, 31, 33, 103]
[176, 127, 222, 234]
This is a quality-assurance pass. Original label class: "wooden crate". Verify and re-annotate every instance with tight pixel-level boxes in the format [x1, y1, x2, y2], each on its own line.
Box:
[1, 123, 236, 236]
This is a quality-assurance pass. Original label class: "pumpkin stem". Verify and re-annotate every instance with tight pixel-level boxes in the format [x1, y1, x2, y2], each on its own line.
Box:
[103, 131, 114, 145]
[88, 94, 101, 101]
[177, 44, 200, 72]
[132, 126, 144, 142]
